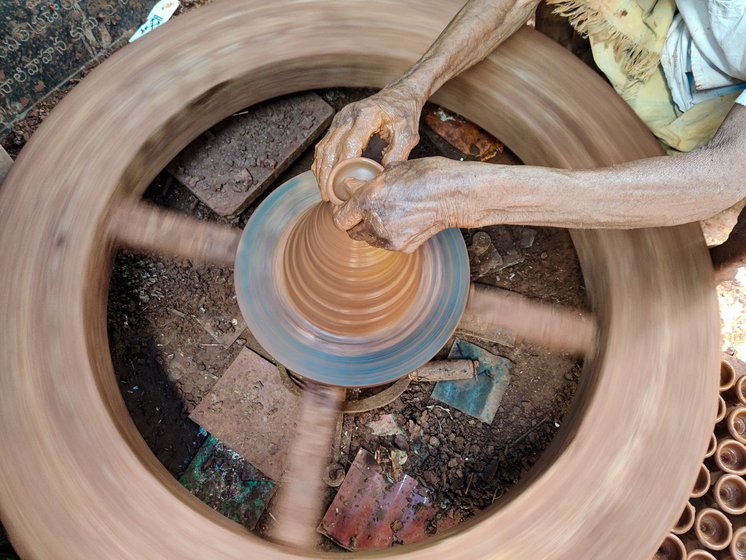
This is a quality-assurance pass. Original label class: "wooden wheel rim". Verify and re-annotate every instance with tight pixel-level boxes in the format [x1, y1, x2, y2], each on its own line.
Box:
[0, 1, 719, 558]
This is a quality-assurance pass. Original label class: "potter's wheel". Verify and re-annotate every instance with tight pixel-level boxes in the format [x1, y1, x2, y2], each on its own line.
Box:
[235, 170, 469, 387]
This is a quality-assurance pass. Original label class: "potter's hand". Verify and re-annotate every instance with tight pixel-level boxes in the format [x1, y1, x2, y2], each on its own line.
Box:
[332, 157, 474, 253]
[312, 84, 424, 201]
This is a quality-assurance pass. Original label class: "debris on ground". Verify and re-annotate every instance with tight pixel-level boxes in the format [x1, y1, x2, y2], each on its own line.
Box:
[431, 339, 512, 424]
[168, 92, 333, 216]
[519, 228, 537, 249]
[190, 348, 301, 481]
[719, 268, 746, 360]
[180, 434, 275, 530]
[468, 231, 504, 279]
[194, 306, 246, 349]
[318, 449, 437, 551]
[467, 228, 525, 280]
[367, 414, 404, 437]
[129, 0, 180, 42]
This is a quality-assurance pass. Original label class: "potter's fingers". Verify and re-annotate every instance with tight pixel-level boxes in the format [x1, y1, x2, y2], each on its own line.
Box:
[381, 128, 419, 167]
[400, 225, 440, 254]
[347, 223, 389, 249]
[333, 199, 364, 232]
[337, 133, 366, 161]
[316, 146, 342, 201]
[312, 143, 330, 202]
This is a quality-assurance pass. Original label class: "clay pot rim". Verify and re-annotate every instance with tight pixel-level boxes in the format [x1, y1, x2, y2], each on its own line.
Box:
[721, 360, 737, 392]
[716, 395, 728, 423]
[657, 533, 686, 559]
[326, 156, 384, 205]
[690, 463, 711, 498]
[694, 508, 733, 551]
[705, 433, 718, 458]
[716, 438, 746, 475]
[672, 502, 696, 534]
[726, 406, 746, 444]
[714, 473, 746, 514]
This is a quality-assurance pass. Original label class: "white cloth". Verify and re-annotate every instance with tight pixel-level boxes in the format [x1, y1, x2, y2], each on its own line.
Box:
[660, 0, 746, 112]
[738, 89, 746, 105]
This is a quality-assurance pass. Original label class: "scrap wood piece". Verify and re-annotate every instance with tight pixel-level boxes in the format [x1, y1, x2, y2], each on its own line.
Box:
[424, 105, 503, 161]
[190, 348, 301, 481]
[179, 434, 275, 531]
[409, 359, 477, 382]
[431, 339, 512, 424]
[169, 92, 333, 217]
[319, 449, 436, 551]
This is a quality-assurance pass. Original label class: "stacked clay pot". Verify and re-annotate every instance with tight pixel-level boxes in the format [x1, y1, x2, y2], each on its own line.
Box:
[654, 359, 746, 560]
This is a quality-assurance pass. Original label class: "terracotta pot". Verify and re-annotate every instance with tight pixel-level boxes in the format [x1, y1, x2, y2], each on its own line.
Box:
[716, 395, 728, 423]
[672, 502, 696, 535]
[694, 508, 733, 551]
[713, 473, 746, 515]
[721, 361, 737, 392]
[730, 526, 746, 560]
[724, 406, 746, 444]
[723, 375, 746, 406]
[685, 550, 716, 560]
[690, 463, 711, 498]
[655, 533, 686, 560]
[704, 433, 717, 459]
[715, 438, 746, 476]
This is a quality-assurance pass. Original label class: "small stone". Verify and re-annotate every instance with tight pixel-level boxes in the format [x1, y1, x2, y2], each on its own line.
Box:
[540, 252, 548, 259]
[519, 228, 537, 249]
[299, 116, 315, 130]
[429, 437, 440, 447]
[259, 156, 277, 169]
[393, 434, 409, 451]
[423, 471, 439, 486]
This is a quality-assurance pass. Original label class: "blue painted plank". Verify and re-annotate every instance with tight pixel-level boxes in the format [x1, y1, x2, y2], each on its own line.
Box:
[430, 339, 512, 424]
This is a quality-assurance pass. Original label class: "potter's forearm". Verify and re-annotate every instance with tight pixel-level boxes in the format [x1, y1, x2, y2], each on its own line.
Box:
[391, 0, 540, 100]
[464, 107, 746, 229]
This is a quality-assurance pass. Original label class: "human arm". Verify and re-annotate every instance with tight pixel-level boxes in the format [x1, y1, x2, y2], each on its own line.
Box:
[333, 104, 746, 253]
[312, 0, 540, 199]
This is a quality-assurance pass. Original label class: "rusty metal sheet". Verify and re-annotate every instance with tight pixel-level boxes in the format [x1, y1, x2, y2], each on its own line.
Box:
[179, 434, 275, 531]
[423, 105, 503, 161]
[319, 448, 437, 551]
[189, 348, 301, 481]
[168, 92, 333, 217]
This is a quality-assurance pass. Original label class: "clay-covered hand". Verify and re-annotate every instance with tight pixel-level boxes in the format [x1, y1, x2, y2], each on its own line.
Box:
[332, 157, 475, 253]
[312, 84, 424, 201]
